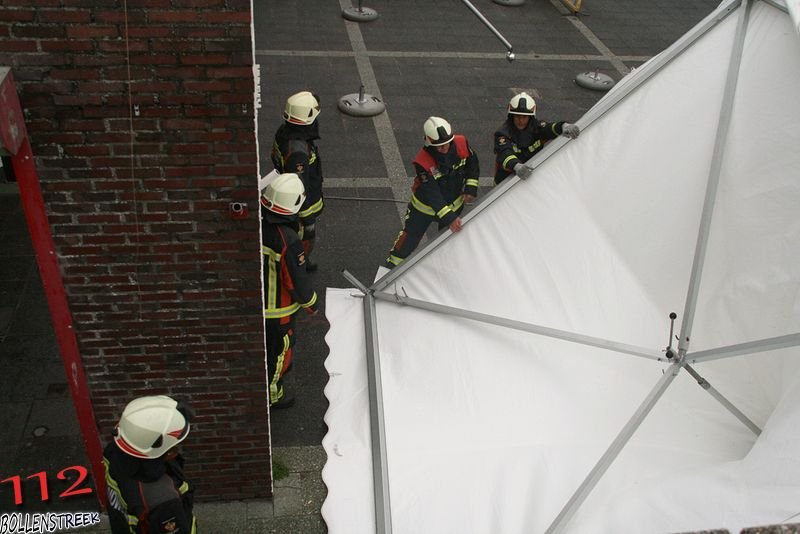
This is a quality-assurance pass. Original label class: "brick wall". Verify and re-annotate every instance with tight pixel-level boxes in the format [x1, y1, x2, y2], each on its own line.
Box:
[0, 1, 270, 499]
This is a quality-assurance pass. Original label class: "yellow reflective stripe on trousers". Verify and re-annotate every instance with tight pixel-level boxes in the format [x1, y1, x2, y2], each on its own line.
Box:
[410, 195, 436, 216]
[178, 481, 189, 494]
[300, 291, 318, 309]
[299, 197, 324, 218]
[269, 333, 291, 404]
[262, 245, 281, 261]
[465, 178, 479, 188]
[191, 516, 197, 534]
[264, 303, 301, 319]
[387, 254, 404, 266]
[411, 194, 464, 219]
[266, 250, 278, 311]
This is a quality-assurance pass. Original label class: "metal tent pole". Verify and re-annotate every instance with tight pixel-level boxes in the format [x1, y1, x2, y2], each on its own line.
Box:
[676, 0, 753, 358]
[372, 289, 664, 361]
[683, 364, 761, 436]
[689, 332, 800, 364]
[460, 0, 516, 61]
[371, 0, 742, 294]
[343, 271, 394, 534]
[544, 361, 684, 534]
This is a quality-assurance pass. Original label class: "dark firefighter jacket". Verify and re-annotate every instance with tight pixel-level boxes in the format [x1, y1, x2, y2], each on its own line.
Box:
[260, 206, 318, 319]
[103, 441, 196, 534]
[410, 135, 479, 226]
[271, 122, 323, 220]
[493, 118, 565, 183]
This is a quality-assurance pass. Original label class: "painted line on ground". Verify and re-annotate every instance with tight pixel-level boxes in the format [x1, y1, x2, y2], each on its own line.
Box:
[337, 0, 410, 221]
[548, 0, 630, 75]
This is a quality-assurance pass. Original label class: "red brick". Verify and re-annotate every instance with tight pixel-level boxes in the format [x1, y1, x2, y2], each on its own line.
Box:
[98, 39, 148, 53]
[184, 106, 228, 117]
[203, 12, 251, 24]
[0, 41, 37, 52]
[174, 27, 226, 39]
[205, 66, 252, 78]
[126, 26, 171, 39]
[40, 39, 94, 52]
[39, 9, 92, 23]
[14, 24, 66, 38]
[53, 94, 104, 106]
[148, 10, 203, 23]
[66, 25, 119, 38]
[0, 8, 36, 21]
[183, 80, 232, 92]
[149, 40, 203, 53]
[130, 53, 178, 65]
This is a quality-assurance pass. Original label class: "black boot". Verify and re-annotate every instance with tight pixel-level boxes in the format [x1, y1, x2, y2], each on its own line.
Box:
[271, 393, 296, 410]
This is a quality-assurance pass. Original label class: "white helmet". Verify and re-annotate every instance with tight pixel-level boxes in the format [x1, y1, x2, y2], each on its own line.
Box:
[423, 116, 454, 147]
[261, 172, 306, 216]
[114, 396, 190, 459]
[283, 91, 320, 125]
[508, 92, 537, 116]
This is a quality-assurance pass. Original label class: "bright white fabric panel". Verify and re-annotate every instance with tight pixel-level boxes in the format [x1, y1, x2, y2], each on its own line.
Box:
[321, 289, 375, 534]
[322, 3, 800, 533]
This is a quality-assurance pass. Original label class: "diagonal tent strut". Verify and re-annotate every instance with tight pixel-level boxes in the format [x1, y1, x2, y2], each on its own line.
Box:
[689, 332, 800, 363]
[372, 289, 665, 361]
[545, 361, 684, 534]
[684, 364, 761, 436]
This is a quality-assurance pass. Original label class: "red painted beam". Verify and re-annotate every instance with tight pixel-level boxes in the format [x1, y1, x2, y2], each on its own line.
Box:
[13, 136, 107, 510]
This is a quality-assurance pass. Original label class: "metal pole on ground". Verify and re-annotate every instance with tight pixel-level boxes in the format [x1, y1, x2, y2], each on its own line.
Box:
[460, 0, 516, 61]
[338, 84, 386, 117]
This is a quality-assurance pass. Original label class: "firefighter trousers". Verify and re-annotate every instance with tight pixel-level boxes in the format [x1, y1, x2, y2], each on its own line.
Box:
[385, 204, 463, 268]
[266, 315, 295, 405]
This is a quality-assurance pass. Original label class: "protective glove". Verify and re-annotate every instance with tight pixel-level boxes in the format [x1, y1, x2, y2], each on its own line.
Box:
[513, 163, 533, 180]
[561, 123, 580, 139]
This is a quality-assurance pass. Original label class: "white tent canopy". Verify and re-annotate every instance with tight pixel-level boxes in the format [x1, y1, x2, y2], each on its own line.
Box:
[321, 0, 800, 532]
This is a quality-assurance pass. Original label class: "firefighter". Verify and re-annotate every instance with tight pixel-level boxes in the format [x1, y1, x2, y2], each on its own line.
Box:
[271, 91, 324, 271]
[261, 172, 318, 408]
[103, 395, 196, 534]
[493, 91, 580, 184]
[385, 116, 479, 269]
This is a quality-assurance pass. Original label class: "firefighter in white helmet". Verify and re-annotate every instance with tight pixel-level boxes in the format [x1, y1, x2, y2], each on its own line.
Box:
[493, 91, 580, 184]
[271, 91, 324, 271]
[385, 116, 480, 268]
[103, 395, 197, 533]
[260, 172, 318, 408]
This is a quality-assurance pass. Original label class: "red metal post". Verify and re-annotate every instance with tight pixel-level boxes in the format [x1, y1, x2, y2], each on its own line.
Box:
[2, 68, 106, 509]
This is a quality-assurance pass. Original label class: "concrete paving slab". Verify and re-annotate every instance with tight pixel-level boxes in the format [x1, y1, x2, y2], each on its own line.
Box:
[4, 360, 67, 401]
[0, 401, 29, 448]
[23, 398, 80, 438]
